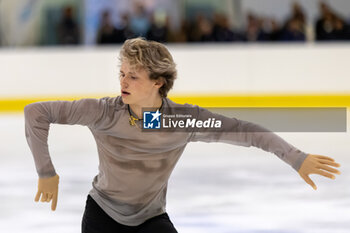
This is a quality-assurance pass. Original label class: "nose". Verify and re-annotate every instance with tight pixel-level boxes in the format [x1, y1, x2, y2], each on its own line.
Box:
[120, 76, 128, 88]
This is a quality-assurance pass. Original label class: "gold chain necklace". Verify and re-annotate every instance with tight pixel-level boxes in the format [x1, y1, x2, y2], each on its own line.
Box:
[128, 100, 164, 127]
[128, 105, 142, 126]
[129, 114, 141, 126]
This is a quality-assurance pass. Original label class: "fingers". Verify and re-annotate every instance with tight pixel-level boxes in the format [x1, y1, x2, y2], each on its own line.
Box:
[316, 156, 341, 175]
[315, 169, 336, 180]
[314, 155, 335, 161]
[301, 174, 317, 190]
[51, 193, 58, 211]
[319, 164, 341, 175]
[318, 159, 341, 168]
[47, 193, 53, 202]
[41, 193, 48, 202]
[35, 190, 41, 202]
[40, 192, 55, 203]
[35, 191, 57, 210]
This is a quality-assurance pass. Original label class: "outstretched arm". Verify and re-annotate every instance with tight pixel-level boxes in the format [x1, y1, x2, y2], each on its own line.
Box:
[189, 106, 341, 188]
[298, 154, 341, 190]
[189, 106, 308, 171]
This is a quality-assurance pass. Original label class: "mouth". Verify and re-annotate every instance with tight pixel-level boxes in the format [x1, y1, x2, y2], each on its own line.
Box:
[121, 90, 130, 96]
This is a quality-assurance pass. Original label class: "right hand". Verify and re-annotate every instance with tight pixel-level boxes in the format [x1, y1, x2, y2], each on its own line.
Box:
[35, 174, 59, 211]
[298, 154, 341, 190]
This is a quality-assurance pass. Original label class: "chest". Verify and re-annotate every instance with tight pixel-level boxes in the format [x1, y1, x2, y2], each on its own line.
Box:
[92, 113, 191, 152]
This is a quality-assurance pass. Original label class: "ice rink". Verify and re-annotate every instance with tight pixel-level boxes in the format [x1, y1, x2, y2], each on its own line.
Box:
[0, 113, 349, 233]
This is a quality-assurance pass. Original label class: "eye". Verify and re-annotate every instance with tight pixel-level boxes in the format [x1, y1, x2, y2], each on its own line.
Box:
[131, 76, 137, 80]
[119, 73, 125, 79]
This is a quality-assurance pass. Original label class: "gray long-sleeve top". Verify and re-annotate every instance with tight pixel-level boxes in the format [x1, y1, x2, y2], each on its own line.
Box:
[24, 96, 308, 226]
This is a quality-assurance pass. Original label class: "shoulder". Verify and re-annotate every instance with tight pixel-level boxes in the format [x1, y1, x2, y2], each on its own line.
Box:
[164, 97, 201, 117]
[98, 96, 127, 112]
[164, 97, 199, 109]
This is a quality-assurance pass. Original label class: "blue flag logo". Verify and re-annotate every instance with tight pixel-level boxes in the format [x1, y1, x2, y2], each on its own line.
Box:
[143, 110, 162, 129]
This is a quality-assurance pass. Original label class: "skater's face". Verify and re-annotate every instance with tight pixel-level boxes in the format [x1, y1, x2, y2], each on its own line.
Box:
[119, 60, 162, 105]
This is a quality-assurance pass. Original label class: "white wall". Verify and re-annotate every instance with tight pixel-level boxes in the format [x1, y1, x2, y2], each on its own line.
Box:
[0, 43, 349, 98]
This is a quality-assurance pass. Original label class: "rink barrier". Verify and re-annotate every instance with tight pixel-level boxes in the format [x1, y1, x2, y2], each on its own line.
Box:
[1, 94, 350, 112]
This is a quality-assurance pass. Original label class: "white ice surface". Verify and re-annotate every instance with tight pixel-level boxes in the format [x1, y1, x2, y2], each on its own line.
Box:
[0, 114, 349, 233]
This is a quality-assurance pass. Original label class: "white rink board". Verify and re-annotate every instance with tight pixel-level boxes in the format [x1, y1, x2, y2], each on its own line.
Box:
[0, 44, 350, 98]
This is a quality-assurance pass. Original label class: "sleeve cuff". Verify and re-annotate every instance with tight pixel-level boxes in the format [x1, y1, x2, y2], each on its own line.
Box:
[290, 150, 309, 171]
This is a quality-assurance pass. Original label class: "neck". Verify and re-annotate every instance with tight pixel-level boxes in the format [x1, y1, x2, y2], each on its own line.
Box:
[129, 96, 163, 119]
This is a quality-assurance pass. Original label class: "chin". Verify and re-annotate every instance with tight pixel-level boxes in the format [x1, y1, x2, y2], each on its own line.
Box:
[121, 96, 130, 104]
[121, 95, 137, 105]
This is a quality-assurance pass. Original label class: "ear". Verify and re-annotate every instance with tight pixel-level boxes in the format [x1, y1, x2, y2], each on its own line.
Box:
[154, 77, 165, 89]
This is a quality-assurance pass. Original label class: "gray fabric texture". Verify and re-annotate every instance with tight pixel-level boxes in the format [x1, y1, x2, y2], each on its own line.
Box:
[24, 96, 308, 226]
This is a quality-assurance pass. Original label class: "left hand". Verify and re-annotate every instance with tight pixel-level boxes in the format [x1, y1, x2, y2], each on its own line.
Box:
[35, 174, 59, 211]
[298, 154, 341, 190]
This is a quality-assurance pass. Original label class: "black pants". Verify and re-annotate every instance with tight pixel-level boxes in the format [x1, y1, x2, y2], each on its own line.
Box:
[82, 195, 178, 233]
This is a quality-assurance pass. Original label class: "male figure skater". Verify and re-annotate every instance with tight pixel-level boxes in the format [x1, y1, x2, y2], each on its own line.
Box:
[24, 38, 341, 233]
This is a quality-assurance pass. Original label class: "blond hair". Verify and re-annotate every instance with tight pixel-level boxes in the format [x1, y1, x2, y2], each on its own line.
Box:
[119, 38, 177, 97]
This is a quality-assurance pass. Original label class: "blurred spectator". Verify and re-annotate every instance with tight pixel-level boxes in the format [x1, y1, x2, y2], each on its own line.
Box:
[187, 14, 201, 42]
[97, 10, 129, 44]
[316, 2, 350, 41]
[57, 6, 80, 45]
[245, 13, 265, 41]
[146, 10, 169, 43]
[198, 15, 215, 42]
[263, 18, 282, 41]
[212, 13, 239, 42]
[332, 15, 350, 40]
[120, 13, 135, 40]
[169, 19, 189, 43]
[280, 18, 306, 41]
[291, 1, 306, 28]
[316, 2, 335, 40]
[314, 1, 350, 41]
[130, 2, 150, 37]
[280, 2, 306, 41]
[188, 14, 215, 42]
